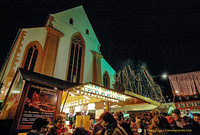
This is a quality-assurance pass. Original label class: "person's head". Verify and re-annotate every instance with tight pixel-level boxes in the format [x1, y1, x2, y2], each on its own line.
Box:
[151, 115, 171, 130]
[113, 111, 124, 121]
[72, 127, 91, 135]
[99, 111, 117, 127]
[182, 116, 196, 126]
[162, 112, 169, 117]
[171, 109, 181, 121]
[157, 116, 171, 129]
[120, 121, 133, 135]
[146, 113, 153, 120]
[54, 114, 66, 129]
[193, 113, 200, 124]
[130, 117, 136, 123]
[135, 117, 141, 123]
[32, 118, 50, 134]
[130, 117, 136, 127]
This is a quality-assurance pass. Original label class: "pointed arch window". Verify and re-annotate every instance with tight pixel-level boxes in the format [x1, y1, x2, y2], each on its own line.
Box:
[103, 72, 110, 88]
[24, 45, 38, 71]
[67, 35, 84, 83]
[69, 18, 73, 25]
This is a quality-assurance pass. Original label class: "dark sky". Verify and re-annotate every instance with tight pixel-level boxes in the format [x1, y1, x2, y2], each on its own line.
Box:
[1, 0, 200, 82]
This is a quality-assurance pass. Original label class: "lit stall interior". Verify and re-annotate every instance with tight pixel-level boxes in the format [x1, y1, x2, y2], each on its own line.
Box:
[59, 82, 161, 130]
[60, 83, 132, 129]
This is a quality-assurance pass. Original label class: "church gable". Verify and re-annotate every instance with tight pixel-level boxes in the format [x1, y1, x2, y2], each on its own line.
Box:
[49, 5, 100, 48]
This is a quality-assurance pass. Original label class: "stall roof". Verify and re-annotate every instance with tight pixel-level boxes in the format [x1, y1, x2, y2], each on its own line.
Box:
[110, 103, 159, 112]
[18, 68, 79, 90]
[124, 91, 161, 106]
[62, 82, 161, 107]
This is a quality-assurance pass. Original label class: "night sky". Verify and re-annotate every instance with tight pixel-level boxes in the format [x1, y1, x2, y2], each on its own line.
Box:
[1, 0, 200, 93]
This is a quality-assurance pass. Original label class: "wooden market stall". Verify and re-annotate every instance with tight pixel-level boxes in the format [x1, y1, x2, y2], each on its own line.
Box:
[0, 68, 78, 135]
[59, 82, 161, 129]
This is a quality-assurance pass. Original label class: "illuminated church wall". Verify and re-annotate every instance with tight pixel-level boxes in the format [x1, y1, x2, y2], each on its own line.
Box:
[49, 6, 116, 86]
[0, 28, 48, 100]
[51, 6, 102, 83]
[13, 28, 47, 72]
[101, 59, 116, 88]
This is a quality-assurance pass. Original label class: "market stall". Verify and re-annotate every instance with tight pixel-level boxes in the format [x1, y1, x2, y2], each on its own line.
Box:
[0, 68, 78, 134]
[59, 82, 161, 129]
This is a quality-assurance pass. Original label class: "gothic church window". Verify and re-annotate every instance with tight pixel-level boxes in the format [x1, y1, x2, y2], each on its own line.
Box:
[103, 72, 110, 88]
[67, 35, 83, 83]
[86, 29, 89, 35]
[69, 18, 73, 25]
[24, 45, 38, 71]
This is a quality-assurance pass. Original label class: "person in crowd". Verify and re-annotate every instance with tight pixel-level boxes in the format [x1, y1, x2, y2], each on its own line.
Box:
[99, 111, 128, 135]
[72, 127, 91, 135]
[113, 111, 125, 124]
[182, 116, 200, 135]
[146, 112, 153, 125]
[165, 116, 179, 129]
[161, 112, 169, 117]
[92, 120, 104, 135]
[171, 109, 184, 129]
[71, 119, 76, 130]
[48, 114, 68, 135]
[90, 118, 95, 131]
[28, 117, 50, 135]
[113, 111, 133, 135]
[135, 117, 144, 135]
[150, 111, 159, 119]
[130, 117, 137, 135]
[149, 115, 171, 135]
[120, 122, 133, 135]
[142, 117, 151, 135]
[192, 113, 200, 124]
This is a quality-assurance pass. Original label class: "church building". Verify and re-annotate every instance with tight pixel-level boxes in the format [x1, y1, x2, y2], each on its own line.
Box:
[0, 5, 115, 100]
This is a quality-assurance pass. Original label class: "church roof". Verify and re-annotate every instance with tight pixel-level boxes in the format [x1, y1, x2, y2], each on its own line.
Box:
[18, 68, 79, 90]
[50, 5, 100, 45]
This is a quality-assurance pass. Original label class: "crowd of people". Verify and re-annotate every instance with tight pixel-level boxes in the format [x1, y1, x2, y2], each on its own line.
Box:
[26, 109, 200, 135]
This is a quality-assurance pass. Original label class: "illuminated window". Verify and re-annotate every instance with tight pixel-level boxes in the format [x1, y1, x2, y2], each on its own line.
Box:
[24, 45, 38, 71]
[103, 72, 110, 88]
[67, 35, 83, 83]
